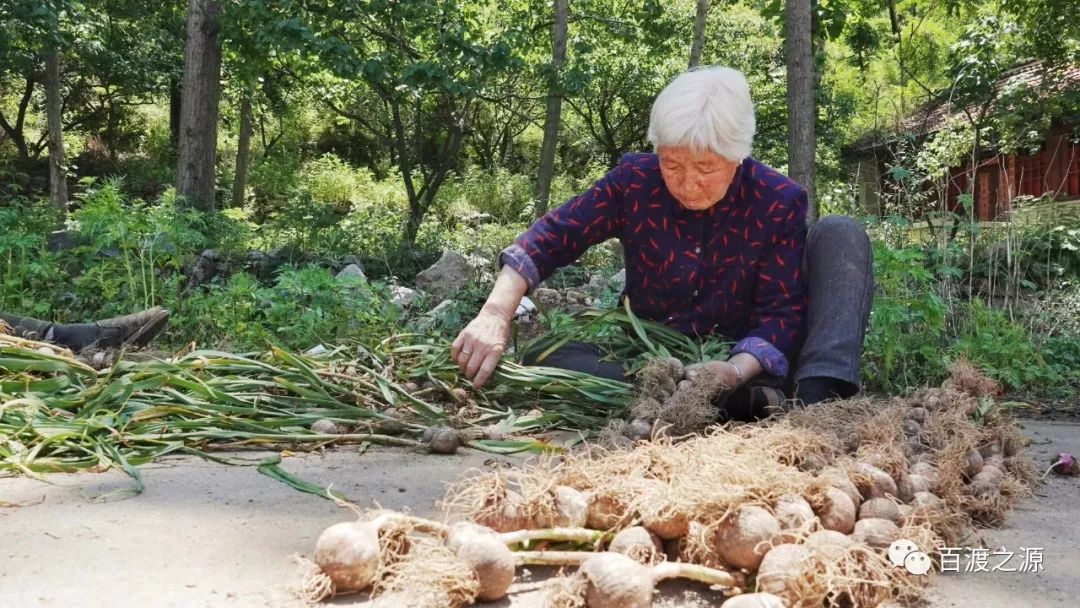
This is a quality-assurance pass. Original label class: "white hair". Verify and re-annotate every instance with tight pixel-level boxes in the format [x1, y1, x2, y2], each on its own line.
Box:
[647, 67, 756, 162]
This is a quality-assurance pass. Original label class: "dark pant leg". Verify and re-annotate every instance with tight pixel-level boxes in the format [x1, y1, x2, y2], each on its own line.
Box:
[520, 341, 628, 382]
[0, 312, 101, 350]
[0, 312, 54, 341]
[793, 216, 875, 397]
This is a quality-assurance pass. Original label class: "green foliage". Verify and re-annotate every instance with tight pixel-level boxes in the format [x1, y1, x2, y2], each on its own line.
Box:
[440, 167, 533, 225]
[171, 267, 399, 351]
[863, 243, 950, 391]
[863, 238, 1078, 397]
[249, 153, 302, 213]
[300, 154, 362, 211]
[1017, 224, 1080, 288]
[68, 181, 215, 316]
[1042, 335, 1080, 391]
[0, 194, 66, 316]
[951, 299, 1063, 393]
[560, 0, 680, 165]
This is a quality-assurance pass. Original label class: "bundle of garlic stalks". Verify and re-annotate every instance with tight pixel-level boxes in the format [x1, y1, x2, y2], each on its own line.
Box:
[296, 361, 1032, 607]
[0, 327, 641, 490]
[1, 301, 723, 491]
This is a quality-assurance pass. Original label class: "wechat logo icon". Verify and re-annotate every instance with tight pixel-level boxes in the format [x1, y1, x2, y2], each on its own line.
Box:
[889, 539, 932, 575]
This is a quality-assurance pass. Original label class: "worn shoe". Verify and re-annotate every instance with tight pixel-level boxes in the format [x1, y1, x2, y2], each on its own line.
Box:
[755, 386, 792, 417]
[93, 306, 170, 348]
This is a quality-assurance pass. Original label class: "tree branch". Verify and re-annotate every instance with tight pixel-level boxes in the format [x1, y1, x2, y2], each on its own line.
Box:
[15, 74, 35, 134]
[389, 98, 418, 209]
[322, 97, 394, 148]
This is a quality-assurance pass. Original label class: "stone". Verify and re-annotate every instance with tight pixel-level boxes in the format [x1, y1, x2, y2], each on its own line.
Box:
[515, 295, 537, 318]
[184, 249, 219, 291]
[429, 299, 456, 316]
[582, 274, 609, 297]
[463, 212, 495, 227]
[335, 263, 366, 282]
[46, 229, 84, 252]
[245, 250, 268, 265]
[532, 287, 562, 311]
[564, 289, 589, 303]
[563, 289, 591, 313]
[609, 268, 626, 286]
[390, 285, 423, 309]
[415, 299, 458, 331]
[242, 250, 271, 278]
[415, 250, 472, 299]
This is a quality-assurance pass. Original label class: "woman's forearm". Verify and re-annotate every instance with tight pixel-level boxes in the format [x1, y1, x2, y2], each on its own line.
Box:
[480, 265, 529, 323]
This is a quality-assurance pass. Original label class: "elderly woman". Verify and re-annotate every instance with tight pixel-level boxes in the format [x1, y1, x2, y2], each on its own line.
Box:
[452, 67, 873, 418]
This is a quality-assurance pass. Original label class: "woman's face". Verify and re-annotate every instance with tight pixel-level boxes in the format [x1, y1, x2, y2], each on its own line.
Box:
[657, 145, 739, 211]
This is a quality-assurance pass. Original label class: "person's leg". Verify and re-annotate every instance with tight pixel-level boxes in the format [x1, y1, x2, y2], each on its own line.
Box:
[1, 308, 170, 351]
[520, 341, 628, 382]
[792, 216, 875, 404]
[0, 312, 56, 341]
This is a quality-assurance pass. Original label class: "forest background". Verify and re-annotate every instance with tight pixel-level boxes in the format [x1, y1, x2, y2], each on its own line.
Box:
[1, 0, 1078, 402]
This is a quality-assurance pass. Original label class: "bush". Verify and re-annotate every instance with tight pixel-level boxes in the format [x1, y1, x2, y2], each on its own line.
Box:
[68, 181, 234, 317]
[862, 240, 1077, 397]
[0, 194, 67, 317]
[0, 179, 255, 325]
[170, 266, 400, 351]
[862, 244, 949, 392]
[439, 167, 533, 224]
[950, 299, 1064, 393]
[249, 153, 302, 217]
[1017, 223, 1080, 288]
[300, 154, 364, 212]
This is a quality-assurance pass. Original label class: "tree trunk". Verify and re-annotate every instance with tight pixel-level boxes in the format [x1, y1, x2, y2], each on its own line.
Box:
[0, 76, 34, 163]
[399, 108, 467, 245]
[230, 93, 253, 208]
[688, 0, 710, 68]
[785, 0, 815, 221]
[176, 0, 223, 211]
[887, 0, 906, 113]
[533, 0, 569, 218]
[44, 50, 68, 215]
[106, 99, 120, 162]
[169, 76, 182, 150]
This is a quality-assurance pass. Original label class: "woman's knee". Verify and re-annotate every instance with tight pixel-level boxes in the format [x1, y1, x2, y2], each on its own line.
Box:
[809, 215, 868, 246]
[807, 216, 871, 259]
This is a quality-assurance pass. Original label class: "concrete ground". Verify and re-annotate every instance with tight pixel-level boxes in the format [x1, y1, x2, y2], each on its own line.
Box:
[1, 418, 1077, 608]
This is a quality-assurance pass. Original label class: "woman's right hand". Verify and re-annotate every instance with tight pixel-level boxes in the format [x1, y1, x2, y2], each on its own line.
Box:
[452, 309, 511, 389]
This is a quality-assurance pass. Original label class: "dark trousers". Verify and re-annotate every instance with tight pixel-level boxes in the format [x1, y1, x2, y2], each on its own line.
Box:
[0, 312, 54, 340]
[1, 312, 100, 349]
[522, 216, 875, 417]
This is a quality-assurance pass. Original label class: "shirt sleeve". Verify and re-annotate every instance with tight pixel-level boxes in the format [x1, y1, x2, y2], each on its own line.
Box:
[731, 191, 809, 377]
[498, 162, 629, 292]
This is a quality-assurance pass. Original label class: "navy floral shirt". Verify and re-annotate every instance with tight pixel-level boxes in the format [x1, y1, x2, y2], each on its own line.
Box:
[501, 153, 808, 378]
